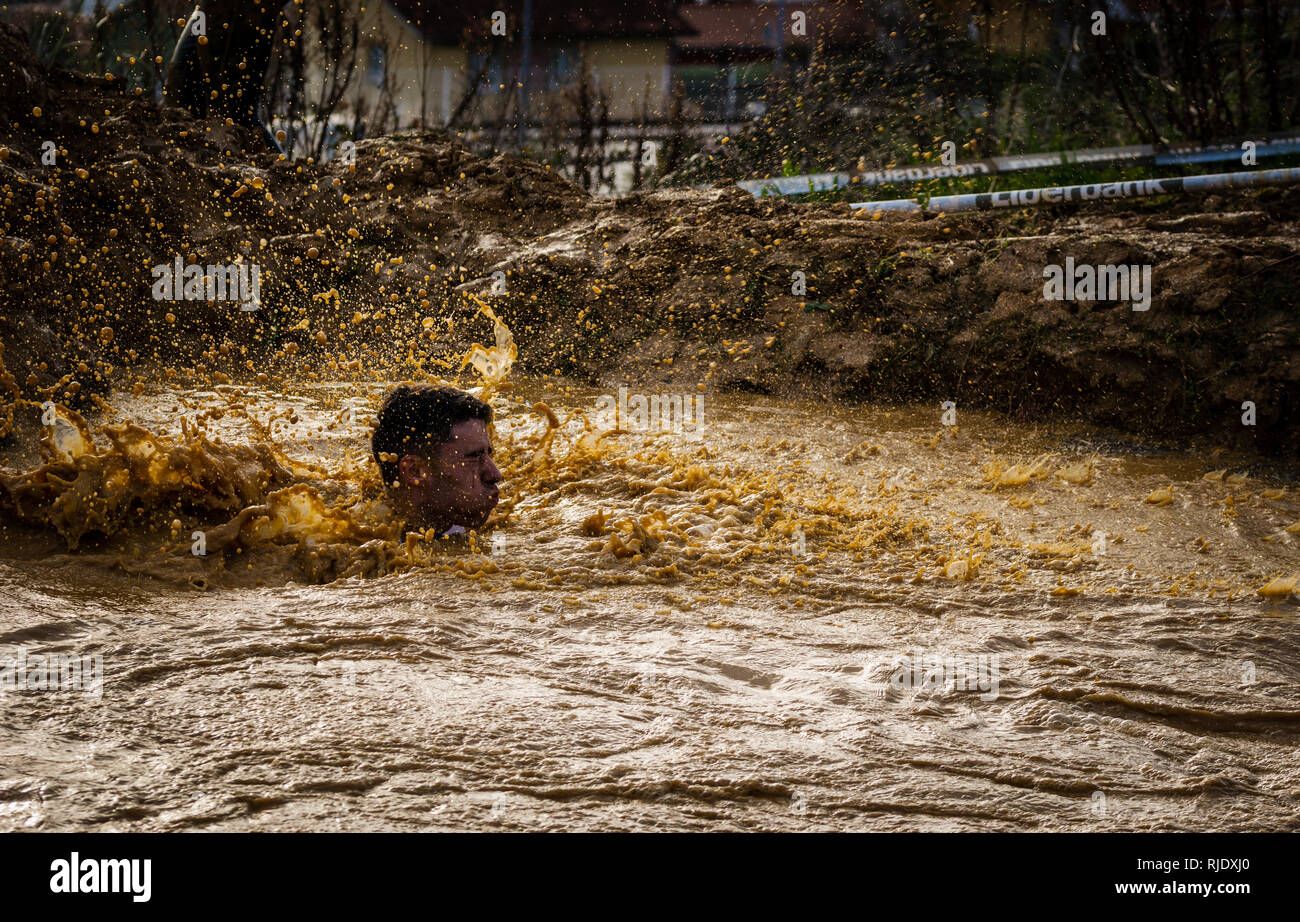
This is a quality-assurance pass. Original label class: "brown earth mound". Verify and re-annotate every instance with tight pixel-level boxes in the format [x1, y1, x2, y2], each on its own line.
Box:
[1, 20, 1297, 455]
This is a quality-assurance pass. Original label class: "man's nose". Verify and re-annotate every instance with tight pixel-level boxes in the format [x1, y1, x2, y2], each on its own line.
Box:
[484, 458, 502, 483]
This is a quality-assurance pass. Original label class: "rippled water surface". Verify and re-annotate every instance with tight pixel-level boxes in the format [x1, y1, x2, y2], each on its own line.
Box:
[2, 376, 1298, 831]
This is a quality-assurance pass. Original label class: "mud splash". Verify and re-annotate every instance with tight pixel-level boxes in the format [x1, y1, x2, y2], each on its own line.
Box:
[0, 305, 920, 592]
[2, 302, 1297, 603]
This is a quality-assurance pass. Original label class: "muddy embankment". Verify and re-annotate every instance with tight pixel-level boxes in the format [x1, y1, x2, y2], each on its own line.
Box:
[1, 21, 1297, 456]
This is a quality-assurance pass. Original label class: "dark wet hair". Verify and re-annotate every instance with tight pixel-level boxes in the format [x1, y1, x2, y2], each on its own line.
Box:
[372, 384, 492, 485]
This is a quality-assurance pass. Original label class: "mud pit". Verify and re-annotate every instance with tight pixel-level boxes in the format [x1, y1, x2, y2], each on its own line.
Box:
[2, 364, 1299, 831]
[1, 22, 1298, 832]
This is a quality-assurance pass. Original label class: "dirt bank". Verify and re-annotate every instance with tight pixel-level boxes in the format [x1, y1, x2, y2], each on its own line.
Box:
[1, 21, 1296, 455]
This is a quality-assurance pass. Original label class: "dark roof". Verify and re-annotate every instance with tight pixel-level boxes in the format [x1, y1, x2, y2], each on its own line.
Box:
[388, 0, 697, 44]
[675, 1, 876, 52]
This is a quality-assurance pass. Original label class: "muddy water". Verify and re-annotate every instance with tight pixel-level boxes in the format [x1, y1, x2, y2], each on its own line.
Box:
[1, 375, 1298, 831]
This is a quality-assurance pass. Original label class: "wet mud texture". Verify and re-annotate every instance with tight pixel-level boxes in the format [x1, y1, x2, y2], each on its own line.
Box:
[1, 20, 1297, 455]
[2, 389, 1300, 831]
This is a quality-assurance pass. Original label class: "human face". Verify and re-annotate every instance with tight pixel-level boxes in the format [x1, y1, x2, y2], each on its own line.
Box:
[398, 419, 501, 530]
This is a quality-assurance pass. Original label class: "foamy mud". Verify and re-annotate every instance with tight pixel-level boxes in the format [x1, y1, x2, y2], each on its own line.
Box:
[2, 322, 1298, 830]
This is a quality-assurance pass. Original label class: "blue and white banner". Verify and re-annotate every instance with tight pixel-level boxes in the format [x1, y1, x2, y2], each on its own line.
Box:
[738, 132, 1300, 197]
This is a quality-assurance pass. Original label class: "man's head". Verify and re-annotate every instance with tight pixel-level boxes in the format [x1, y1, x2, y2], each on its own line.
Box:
[372, 384, 501, 533]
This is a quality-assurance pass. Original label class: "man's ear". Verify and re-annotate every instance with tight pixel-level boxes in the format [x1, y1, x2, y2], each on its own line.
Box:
[398, 453, 430, 487]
